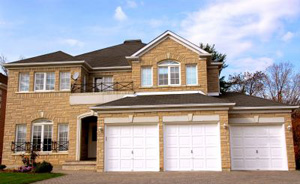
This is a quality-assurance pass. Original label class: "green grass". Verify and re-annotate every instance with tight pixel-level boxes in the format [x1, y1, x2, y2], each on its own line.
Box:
[0, 172, 64, 184]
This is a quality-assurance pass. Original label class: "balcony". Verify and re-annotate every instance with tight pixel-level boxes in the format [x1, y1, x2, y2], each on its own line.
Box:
[69, 82, 135, 105]
[11, 141, 69, 153]
[71, 82, 134, 93]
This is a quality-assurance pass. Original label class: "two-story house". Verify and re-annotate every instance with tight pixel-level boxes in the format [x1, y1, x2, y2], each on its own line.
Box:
[2, 31, 298, 172]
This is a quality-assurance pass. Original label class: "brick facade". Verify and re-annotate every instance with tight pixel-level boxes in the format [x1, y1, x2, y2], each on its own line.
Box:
[0, 73, 7, 164]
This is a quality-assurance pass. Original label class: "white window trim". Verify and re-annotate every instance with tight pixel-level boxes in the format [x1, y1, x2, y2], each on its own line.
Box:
[141, 66, 153, 87]
[59, 72, 71, 91]
[58, 123, 69, 152]
[34, 72, 55, 92]
[158, 61, 181, 86]
[19, 73, 30, 92]
[31, 121, 53, 152]
[186, 64, 198, 86]
[15, 124, 27, 153]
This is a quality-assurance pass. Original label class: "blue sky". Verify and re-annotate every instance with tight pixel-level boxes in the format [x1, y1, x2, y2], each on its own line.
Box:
[0, 0, 300, 76]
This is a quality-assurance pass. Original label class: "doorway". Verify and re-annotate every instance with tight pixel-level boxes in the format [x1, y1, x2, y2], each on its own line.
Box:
[80, 116, 97, 161]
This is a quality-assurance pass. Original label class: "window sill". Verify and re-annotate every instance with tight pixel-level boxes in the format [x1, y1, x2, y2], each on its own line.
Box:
[12, 151, 69, 156]
[16, 91, 70, 94]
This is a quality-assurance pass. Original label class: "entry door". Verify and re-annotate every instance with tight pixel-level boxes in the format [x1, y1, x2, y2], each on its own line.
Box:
[164, 124, 221, 171]
[95, 76, 113, 92]
[105, 125, 159, 171]
[230, 125, 288, 170]
[88, 123, 97, 158]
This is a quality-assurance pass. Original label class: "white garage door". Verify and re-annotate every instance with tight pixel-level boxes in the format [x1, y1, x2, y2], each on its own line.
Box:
[230, 125, 288, 171]
[164, 124, 221, 171]
[105, 125, 159, 171]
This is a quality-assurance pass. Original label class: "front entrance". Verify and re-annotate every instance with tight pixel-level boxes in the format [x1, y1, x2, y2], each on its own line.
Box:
[80, 116, 97, 160]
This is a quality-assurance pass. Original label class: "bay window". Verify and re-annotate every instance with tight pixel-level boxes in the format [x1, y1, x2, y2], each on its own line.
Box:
[158, 60, 180, 86]
[15, 124, 27, 152]
[186, 64, 198, 85]
[32, 120, 53, 152]
[60, 72, 71, 91]
[141, 66, 153, 87]
[19, 73, 30, 92]
[34, 72, 55, 91]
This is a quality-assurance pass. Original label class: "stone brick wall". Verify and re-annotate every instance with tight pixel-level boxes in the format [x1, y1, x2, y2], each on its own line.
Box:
[96, 110, 230, 172]
[131, 38, 209, 93]
[229, 112, 296, 170]
[207, 67, 220, 93]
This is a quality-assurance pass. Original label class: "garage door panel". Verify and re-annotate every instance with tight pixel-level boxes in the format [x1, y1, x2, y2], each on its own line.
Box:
[164, 124, 221, 171]
[105, 125, 159, 171]
[230, 125, 287, 171]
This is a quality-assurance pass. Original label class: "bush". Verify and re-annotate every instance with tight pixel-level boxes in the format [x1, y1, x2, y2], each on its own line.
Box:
[18, 165, 33, 172]
[34, 161, 53, 173]
[0, 165, 6, 170]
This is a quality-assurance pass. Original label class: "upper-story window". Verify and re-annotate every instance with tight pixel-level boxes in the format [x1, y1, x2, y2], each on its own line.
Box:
[158, 60, 180, 86]
[141, 66, 153, 87]
[60, 72, 71, 91]
[19, 73, 30, 92]
[95, 76, 113, 92]
[186, 64, 198, 85]
[34, 72, 55, 91]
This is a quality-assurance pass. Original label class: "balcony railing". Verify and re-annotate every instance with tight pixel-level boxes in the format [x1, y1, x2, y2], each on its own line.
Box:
[71, 82, 134, 93]
[11, 141, 69, 153]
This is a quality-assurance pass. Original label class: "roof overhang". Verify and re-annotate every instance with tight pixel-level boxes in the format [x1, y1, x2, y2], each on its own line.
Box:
[231, 106, 299, 110]
[126, 30, 211, 60]
[90, 103, 236, 111]
[3, 60, 93, 69]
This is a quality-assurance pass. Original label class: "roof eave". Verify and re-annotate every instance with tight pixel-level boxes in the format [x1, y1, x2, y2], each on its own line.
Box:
[231, 106, 300, 110]
[3, 60, 93, 69]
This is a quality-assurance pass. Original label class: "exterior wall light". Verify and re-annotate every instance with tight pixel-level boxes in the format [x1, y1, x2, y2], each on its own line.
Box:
[98, 127, 103, 132]
[287, 124, 292, 131]
[223, 123, 228, 129]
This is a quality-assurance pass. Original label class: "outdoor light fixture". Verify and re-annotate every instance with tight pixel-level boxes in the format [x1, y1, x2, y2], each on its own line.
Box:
[287, 124, 292, 131]
[98, 127, 103, 132]
[223, 123, 228, 129]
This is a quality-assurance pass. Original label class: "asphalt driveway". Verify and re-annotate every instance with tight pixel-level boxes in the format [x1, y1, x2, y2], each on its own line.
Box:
[35, 170, 300, 184]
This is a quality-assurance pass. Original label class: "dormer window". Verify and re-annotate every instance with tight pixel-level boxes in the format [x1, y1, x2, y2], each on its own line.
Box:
[158, 60, 180, 86]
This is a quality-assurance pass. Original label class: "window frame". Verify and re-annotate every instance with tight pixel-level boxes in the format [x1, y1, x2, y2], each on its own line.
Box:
[31, 120, 53, 152]
[15, 124, 27, 152]
[19, 73, 30, 92]
[185, 64, 198, 86]
[158, 60, 181, 86]
[34, 72, 55, 92]
[59, 72, 71, 91]
[58, 124, 69, 152]
[141, 66, 153, 87]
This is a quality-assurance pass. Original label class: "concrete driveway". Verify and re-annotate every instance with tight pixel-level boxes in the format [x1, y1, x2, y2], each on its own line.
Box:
[35, 170, 300, 184]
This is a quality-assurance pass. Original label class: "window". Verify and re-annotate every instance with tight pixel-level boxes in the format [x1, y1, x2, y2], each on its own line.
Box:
[34, 72, 55, 91]
[19, 73, 30, 92]
[58, 124, 69, 151]
[141, 67, 152, 87]
[158, 60, 180, 86]
[32, 120, 53, 151]
[60, 72, 71, 90]
[83, 75, 87, 92]
[15, 125, 27, 152]
[95, 76, 113, 91]
[186, 65, 198, 85]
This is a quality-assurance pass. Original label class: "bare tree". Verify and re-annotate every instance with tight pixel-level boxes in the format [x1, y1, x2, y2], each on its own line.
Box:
[0, 54, 8, 75]
[264, 62, 300, 105]
[229, 71, 266, 96]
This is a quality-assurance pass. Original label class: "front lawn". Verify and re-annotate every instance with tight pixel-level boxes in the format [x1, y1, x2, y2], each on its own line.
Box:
[0, 172, 64, 184]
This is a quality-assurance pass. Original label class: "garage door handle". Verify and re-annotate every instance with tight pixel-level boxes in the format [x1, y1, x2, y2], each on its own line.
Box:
[191, 150, 193, 154]
[131, 150, 134, 154]
[256, 150, 258, 154]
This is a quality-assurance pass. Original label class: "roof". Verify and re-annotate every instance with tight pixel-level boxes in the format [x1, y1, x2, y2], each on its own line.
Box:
[218, 92, 291, 107]
[9, 51, 75, 64]
[93, 93, 233, 109]
[75, 40, 146, 67]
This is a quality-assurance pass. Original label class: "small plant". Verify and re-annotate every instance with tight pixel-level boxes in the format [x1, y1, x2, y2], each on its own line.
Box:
[0, 164, 6, 170]
[34, 161, 53, 173]
[18, 165, 33, 173]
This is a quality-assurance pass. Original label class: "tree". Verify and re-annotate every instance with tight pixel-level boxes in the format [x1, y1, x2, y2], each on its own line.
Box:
[264, 62, 300, 105]
[0, 54, 8, 75]
[199, 43, 231, 92]
[229, 71, 266, 96]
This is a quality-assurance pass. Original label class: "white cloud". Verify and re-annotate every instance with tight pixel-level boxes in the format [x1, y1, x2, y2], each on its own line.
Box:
[60, 39, 84, 47]
[180, 0, 300, 58]
[126, 0, 137, 8]
[281, 31, 294, 42]
[114, 6, 127, 21]
[225, 57, 274, 75]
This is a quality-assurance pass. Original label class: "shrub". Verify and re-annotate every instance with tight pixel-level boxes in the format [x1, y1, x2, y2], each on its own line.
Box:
[0, 165, 6, 170]
[18, 165, 33, 172]
[34, 161, 53, 173]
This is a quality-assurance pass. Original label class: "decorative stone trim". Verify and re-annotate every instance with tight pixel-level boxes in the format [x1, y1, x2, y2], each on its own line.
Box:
[229, 116, 285, 124]
[104, 116, 159, 124]
[163, 114, 220, 123]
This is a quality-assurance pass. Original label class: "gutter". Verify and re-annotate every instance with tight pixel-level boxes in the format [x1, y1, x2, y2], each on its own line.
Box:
[232, 106, 300, 110]
[90, 103, 236, 110]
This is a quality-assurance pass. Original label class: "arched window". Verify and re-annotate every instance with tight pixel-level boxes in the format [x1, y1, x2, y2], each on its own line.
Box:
[158, 60, 180, 85]
[32, 119, 53, 152]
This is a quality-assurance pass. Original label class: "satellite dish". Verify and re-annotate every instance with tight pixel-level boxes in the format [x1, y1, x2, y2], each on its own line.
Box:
[72, 72, 79, 80]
